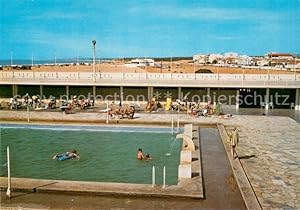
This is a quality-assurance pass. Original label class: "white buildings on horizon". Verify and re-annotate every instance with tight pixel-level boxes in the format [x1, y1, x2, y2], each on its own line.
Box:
[193, 52, 300, 69]
[124, 52, 299, 70]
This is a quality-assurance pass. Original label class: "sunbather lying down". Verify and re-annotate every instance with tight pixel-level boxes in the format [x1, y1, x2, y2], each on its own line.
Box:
[219, 114, 233, 119]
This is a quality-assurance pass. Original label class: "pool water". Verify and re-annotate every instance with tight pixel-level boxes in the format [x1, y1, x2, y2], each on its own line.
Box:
[0, 125, 182, 185]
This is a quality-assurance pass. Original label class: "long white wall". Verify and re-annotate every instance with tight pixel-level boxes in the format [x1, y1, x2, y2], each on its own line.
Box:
[1, 71, 300, 88]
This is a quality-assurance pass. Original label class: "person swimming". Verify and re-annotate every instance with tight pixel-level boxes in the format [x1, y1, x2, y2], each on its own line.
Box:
[145, 153, 152, 160]
[137, 149, 152, 160]
[53, 149, 79, 161]
[137, 148, 144, 160]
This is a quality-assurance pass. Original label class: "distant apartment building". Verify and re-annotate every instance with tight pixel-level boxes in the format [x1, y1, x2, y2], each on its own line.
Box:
[208, 54, 223, 64]
[222, 53, 252, 65]
[224, 52, 238, 58]
[192, 52, 298, 69]
[286, 62, 300, 69]
[267, 52, 294, 60]
[193, 54, 208, 64]
[266, 52, 296, 67]
[193, 52, 251, 66]
[254, 57, 269, 67]
[238, 55, 252, 65]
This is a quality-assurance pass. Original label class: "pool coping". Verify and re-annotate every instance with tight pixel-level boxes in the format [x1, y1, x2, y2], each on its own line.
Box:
[0, 177, 202, 199]
[0, 112, 216, 127]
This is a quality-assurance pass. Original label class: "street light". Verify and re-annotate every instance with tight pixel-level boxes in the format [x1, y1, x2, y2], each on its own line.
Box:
[31, 52, 34, 67]
[92, 40, 96, 82]
[10, 51, 13, 68]
[294, 56, 297, 80]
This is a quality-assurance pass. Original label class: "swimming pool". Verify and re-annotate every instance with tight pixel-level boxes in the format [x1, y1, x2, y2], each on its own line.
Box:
[0, 124, 182, 185]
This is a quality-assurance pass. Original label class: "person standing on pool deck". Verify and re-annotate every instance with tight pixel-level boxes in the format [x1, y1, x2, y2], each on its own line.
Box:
[137, 148, 144, 160]
[230, 128, 239, 159]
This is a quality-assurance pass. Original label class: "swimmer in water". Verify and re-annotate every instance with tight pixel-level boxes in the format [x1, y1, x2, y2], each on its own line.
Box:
[145, 153, 152, 160]
[137, 148, 144, 160]
[53, 149, 79, 160]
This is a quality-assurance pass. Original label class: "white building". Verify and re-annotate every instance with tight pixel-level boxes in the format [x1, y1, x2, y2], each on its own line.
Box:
[208, 54, 223, 64]
[238, 55, 252, 65]
[144, 59, 155, 66]
[124, 58, 155, 68]
[193, 54, 208, 64]
[257, 59, 269, 67]
[266, 52, 294, 60]
[224, 52, 238, 58]
[264, 52, 296, 67]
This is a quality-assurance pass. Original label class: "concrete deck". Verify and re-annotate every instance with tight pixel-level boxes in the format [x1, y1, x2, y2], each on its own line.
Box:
[191, 126, 203, 198]
[0, 177, 202, 199]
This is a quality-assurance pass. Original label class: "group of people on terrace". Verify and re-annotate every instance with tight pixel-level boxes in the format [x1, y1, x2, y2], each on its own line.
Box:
[145, 96, 230, 118]
[2, 93, 233, 120]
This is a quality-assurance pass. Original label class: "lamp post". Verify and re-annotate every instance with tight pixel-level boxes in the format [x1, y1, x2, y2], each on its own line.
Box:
[10, 51, 13, 68]
[294, 56, 297, 80]
[92, 40, 96, 82]
[170, 56, 173, 72]
[193, 60, 196, 74]
[53, 51, 57, 71]
[31, 52, 34, 67]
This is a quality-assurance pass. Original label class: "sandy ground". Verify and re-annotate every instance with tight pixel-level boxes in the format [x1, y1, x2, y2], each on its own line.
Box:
[2, 60, 297, 75]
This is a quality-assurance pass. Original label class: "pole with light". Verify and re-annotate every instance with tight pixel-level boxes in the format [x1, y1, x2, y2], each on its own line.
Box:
[294, 55, 296, 80]
[10, 51, 13, 68]
[92, 40, 96, 82]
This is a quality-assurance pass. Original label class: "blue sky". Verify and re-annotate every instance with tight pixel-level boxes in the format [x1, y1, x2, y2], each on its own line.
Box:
[0, 0, 299, 59]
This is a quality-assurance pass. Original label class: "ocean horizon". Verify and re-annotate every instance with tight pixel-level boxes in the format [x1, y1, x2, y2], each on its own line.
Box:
[0, 58, 111, 66]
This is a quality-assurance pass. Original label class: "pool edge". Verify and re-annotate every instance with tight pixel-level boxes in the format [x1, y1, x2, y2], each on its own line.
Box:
[0, 177, 202, 199]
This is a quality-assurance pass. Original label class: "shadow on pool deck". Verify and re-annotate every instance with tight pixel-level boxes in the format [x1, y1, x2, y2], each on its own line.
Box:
[238, 154, 257, 160]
